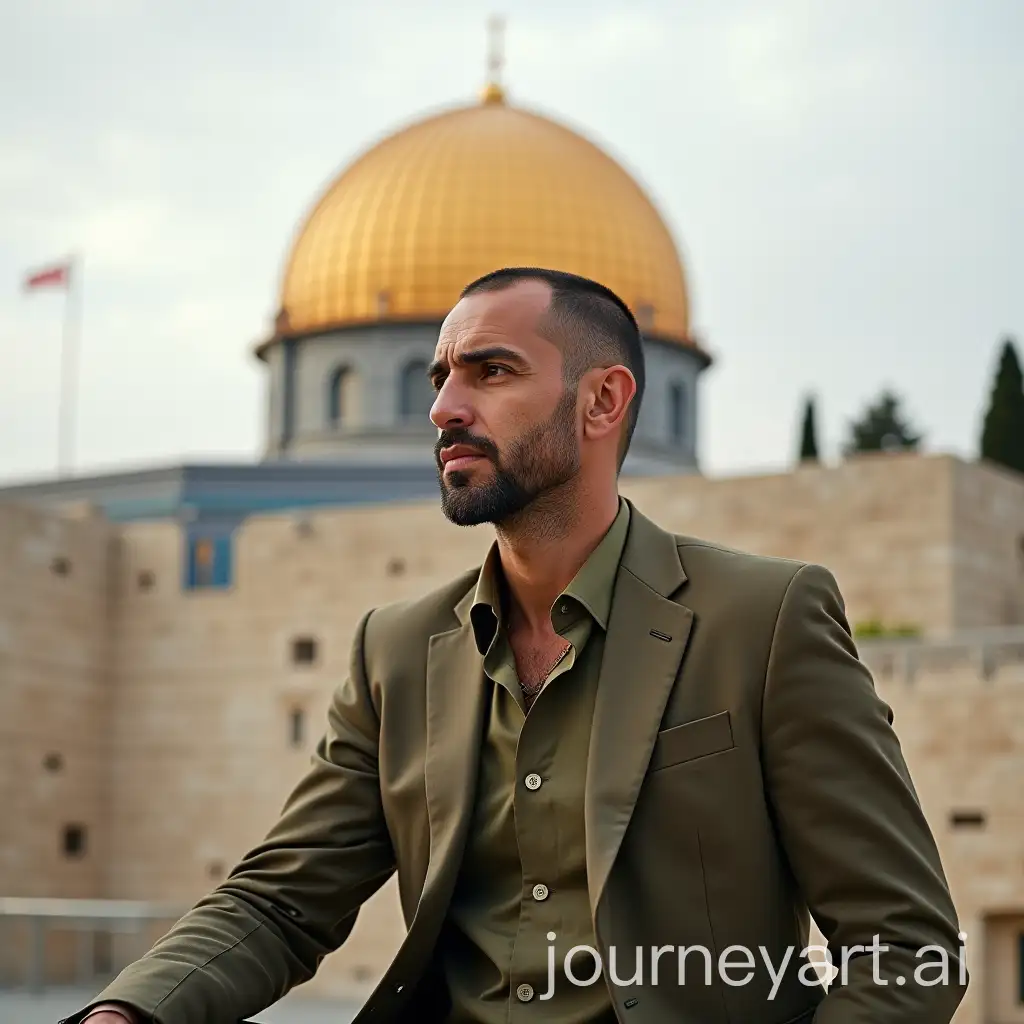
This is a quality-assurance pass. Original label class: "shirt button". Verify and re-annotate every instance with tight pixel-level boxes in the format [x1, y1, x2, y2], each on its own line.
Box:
[516, 983, 535, 1002]
[532, 883, 549, 901]
[524, 773, 542, 790]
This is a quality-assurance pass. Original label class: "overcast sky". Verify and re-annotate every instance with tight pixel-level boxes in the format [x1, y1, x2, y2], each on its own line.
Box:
[1, 0, 1020, 485]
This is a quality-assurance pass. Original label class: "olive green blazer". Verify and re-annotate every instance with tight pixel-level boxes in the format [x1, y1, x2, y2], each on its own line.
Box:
[68, 502, 966, 1024]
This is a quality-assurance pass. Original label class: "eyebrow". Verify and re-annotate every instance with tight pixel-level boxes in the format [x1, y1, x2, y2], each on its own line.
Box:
[427, 345, 529, 380]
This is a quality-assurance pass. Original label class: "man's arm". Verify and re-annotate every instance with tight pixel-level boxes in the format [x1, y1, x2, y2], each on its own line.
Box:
[62, 610, 396, 1024]
[761, 564, 967, 1023]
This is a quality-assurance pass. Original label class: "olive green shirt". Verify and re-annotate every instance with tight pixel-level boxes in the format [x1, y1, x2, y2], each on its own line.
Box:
[439, 500, 630, 1023]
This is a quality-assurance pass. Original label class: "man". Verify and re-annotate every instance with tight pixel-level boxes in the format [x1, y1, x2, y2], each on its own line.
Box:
[66, 268, 966, 1024]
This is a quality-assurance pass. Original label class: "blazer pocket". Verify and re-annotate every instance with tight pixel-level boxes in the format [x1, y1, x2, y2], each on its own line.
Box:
[648, 710, 734, 772]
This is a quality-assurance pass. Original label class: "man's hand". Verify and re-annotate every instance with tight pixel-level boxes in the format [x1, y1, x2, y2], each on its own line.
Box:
[81, 1005, 136, 1024]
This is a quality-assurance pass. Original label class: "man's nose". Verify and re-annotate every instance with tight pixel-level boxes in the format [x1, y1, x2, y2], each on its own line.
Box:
[430, 380, 475, 431]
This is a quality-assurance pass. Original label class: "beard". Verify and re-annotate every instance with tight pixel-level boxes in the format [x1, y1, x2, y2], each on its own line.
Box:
[435, 388, 580, 528]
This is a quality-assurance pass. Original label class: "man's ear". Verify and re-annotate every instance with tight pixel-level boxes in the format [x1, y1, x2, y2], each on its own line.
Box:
[582, 365, 636, 444]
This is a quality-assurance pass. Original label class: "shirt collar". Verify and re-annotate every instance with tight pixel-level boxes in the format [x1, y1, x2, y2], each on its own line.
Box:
[469, 498, 631, 656]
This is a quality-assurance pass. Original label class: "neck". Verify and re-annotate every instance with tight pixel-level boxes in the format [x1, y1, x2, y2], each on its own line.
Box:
[494, 479, 620, 634]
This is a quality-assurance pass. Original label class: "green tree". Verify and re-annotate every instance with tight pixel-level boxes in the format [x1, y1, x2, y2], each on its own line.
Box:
[798, 395, 819, 462]
[980, 336, 1024, 475]
[843, 389, 923, 455]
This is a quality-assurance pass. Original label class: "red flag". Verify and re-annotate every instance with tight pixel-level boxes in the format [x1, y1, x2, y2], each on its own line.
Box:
[23, 262, 71, 291]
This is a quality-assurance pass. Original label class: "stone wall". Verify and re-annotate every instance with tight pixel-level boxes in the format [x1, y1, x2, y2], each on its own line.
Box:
[949, 457, 1024, 629]
[621, 451, 959, 634]
[0, 502, 115, 900]
[95, 501, 487, 993]
[861, 640, 1024, 1024]
[3, 453, 1024, 1017]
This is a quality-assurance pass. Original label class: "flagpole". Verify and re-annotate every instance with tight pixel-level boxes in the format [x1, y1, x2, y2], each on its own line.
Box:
[57, 253, 81, 478]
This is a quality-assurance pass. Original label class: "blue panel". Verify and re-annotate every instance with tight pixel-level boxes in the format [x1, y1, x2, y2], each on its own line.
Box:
[183, 488, 435, 514]
[179, 464, 441, 520]
[212, 535, 232, 587]
[0, 459, 447, 526]
[184, 529, 234, 591]
[102, 496, 182, 522]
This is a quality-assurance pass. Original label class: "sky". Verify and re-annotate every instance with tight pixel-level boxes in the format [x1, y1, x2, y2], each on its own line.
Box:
[1, 0, 1021, 485]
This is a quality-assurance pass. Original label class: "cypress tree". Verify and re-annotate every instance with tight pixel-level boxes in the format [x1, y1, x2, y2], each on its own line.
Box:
[798, 396, 819, 462]
[980, 336, 1024, 475]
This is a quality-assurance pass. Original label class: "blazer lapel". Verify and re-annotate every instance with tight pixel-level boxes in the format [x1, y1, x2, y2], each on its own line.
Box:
[585, 505, 694, 917]
[416, 596, 490, 925]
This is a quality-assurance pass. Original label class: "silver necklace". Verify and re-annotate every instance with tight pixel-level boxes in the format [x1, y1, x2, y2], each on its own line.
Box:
[521, 640, 572, 709]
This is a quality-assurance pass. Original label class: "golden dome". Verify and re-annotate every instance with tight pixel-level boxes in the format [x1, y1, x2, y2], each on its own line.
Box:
[265, 91, 705, 360]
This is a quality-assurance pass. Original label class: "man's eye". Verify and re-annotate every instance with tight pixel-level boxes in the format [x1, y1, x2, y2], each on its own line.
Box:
[483, 364, 508, 377]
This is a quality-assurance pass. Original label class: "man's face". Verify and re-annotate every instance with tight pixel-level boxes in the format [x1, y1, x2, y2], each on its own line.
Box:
[428, 280, 580, 527]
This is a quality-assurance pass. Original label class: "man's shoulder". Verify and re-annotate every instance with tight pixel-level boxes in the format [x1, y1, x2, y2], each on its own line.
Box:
[362, 565, 480, 653]
[673, 533, 807, 582]
[648, 530, 848, 652]
[628, 501, 814, 597]
[667, 530, 831, 614]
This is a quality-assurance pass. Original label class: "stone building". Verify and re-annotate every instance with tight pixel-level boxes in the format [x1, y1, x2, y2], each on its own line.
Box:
[1, 70, 1022, 1024]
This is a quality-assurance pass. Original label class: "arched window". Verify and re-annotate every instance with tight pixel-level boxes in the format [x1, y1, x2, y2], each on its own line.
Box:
[327, 366, 350, 427]
[668, 381, 687, 443]
[399, 358, 435, 421]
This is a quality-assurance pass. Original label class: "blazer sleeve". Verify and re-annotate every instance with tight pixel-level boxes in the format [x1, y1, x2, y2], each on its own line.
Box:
[760, 563, 967, 1023]
[61, 609, 396, 1024]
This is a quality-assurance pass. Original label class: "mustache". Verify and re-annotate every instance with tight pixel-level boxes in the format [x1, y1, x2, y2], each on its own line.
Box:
[434, 429, 499, 463]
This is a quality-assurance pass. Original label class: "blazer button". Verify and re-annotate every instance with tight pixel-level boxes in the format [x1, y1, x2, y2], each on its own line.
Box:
[525, 773, 542, 790]
[516, 983, 535, 1002]
[532, 883, 549, 901]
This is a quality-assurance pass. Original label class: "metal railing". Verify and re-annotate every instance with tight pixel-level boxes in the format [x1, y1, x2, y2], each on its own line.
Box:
[859, 625, 1024, 684]
[0, 898, 187, 993]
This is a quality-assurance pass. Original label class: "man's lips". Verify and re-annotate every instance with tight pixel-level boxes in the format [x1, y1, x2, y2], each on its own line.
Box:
[439, 445, 488, 472]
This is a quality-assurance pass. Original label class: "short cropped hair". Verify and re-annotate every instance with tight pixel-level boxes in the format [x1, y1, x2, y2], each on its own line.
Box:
[460, 267, 645, 465]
